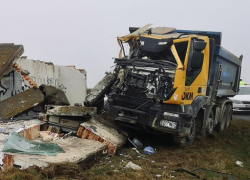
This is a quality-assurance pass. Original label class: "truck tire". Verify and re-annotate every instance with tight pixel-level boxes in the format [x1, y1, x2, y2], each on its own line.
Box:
[204, 110, 214, 136]
[174, 118, 195, 147]
[215, 105, 227, 132]
[225, 104, 232, 129]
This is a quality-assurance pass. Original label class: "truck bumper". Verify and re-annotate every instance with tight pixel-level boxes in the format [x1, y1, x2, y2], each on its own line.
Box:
[105, 94, 192, 137]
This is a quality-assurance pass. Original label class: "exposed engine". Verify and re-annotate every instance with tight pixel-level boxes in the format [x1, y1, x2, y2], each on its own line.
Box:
[111, 67, 174, 102]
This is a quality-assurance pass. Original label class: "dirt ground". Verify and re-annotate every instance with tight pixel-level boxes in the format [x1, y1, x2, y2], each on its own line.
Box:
[0, 118, 250, 180]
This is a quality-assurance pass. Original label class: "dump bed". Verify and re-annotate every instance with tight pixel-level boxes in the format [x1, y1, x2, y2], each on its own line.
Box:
[209, 45, 242, 97]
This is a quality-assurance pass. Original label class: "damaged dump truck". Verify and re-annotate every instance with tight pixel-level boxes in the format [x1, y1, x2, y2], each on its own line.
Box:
[101, 24, 242, 146]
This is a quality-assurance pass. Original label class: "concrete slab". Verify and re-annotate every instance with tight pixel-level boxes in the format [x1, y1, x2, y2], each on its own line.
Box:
[0, 87, 44, 119]
[85, 73, 116, 106]
[0, 119, 44, 140]
[2, 137, 108, 170]
[0, 44, 24, 79]
[77, 117, 127, 155]
[46, 105, 97, 116]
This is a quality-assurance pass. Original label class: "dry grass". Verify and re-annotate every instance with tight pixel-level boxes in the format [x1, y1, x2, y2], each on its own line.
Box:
[0, 119, 250, 180]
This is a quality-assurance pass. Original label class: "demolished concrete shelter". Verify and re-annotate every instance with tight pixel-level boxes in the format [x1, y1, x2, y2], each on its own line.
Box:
[0, 43, 127, 170]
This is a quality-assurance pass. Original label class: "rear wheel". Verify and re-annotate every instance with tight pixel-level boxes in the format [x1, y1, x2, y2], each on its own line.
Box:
[215, 105, 227, 132]
[204, 110, 214, 136]
[225, 104, 233, 129]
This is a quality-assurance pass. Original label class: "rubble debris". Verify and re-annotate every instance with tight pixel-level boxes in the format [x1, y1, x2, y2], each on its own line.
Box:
[77, 117, 127, 155]
[39, 131, 53, 142]
[0, 87, 44, 119]
[3, 137, 108, 169]
[156, 174, 162, 178]
[46, 105, 97, 116]
[0, 44, 24, 79]
[236, 160, 243, 167]
[2, 132, 65, 156]
[125, 161, 142, 170]
[85, 72, 116, 107]
[0, 119, 45, 140]
[47, 125, 61, 134]
[40, 85, 70, 105]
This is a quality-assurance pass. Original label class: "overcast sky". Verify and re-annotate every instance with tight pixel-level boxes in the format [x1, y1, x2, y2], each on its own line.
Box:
[0, 0, 249, 87]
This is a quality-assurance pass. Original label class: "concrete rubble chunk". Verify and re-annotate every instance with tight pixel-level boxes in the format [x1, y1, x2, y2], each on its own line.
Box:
[46, 105, 97, 116]
[125, 161, 142, 170]
[0, 87, 44, 119]
[85, 72, 116, 106]
[39, 131, 53, 142]
[77, 116, 127, 155]
[40, 84, 70, 106]
[0, 44, 24, 79]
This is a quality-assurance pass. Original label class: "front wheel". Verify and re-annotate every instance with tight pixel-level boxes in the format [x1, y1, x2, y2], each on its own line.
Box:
[174, 118, 195, 147]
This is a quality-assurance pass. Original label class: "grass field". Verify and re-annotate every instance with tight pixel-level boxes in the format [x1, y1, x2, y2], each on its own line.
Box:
[0, 119, 250, 180]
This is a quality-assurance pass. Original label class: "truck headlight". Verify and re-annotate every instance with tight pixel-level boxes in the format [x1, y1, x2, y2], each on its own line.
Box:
[232, 100, 242, 104]
[160, 120, 177, 129]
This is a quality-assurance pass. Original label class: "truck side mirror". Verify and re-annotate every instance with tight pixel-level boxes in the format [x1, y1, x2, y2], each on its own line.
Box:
[190, 40, 207, 70]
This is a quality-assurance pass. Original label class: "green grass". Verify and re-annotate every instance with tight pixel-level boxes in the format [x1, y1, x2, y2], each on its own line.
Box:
[0, 119, 250, 180]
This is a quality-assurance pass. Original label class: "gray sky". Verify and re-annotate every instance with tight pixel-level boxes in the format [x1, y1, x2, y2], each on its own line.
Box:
[0, 0, 249, 87]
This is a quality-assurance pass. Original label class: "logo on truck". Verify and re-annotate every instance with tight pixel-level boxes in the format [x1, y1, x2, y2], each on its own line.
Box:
[182, 92, 193, 100]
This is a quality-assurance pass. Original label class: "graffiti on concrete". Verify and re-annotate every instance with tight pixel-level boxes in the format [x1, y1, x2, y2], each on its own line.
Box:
[0, 70, 31, 101]
[0, 70, 64, 101]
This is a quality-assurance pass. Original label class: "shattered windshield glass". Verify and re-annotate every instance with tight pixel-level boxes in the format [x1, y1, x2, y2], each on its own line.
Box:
[118, 37, 177, 69]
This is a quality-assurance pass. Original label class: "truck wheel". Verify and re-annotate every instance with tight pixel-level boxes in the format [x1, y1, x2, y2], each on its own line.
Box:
[215, 105, 227, 132]
[225, 104, 232, 129]
[174, 119, 195, 147]
[205, 110, 214, 136]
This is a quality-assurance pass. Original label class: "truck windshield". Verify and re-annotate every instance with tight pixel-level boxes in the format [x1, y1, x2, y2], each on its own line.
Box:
[238, 87, 250, 95]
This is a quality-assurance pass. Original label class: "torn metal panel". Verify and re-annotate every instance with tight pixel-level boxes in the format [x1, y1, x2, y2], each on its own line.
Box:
[85, 72, 116, 107]
[40, 85, 70, 106]
[0, 87, 44, 119]
[46, 105, 97, 116]
[77, 117, 127, 155]
[0, 44, 24, 79]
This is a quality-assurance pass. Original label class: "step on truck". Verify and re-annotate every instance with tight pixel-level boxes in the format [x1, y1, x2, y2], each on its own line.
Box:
[102, 24, 242, 146]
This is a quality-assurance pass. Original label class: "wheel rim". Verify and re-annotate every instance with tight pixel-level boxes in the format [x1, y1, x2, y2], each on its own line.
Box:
[207, 117, 213, 134]
[187, 120, 195, 140]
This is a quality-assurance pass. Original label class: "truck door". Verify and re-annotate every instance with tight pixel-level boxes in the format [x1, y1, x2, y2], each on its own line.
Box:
[185, 38, 207, 86]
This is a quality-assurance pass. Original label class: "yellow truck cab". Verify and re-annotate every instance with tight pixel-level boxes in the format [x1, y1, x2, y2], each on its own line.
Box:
[104, 25, 242, 146]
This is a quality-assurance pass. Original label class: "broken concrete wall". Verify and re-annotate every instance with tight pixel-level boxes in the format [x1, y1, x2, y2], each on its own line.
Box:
[1, 58, 87, 106]
[58, 66, 87, 106]
[0, 44, 24, 101]
[0, 67, 25, 101]
[0, 44, 24, 80]
[0, 87, 44, 119]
